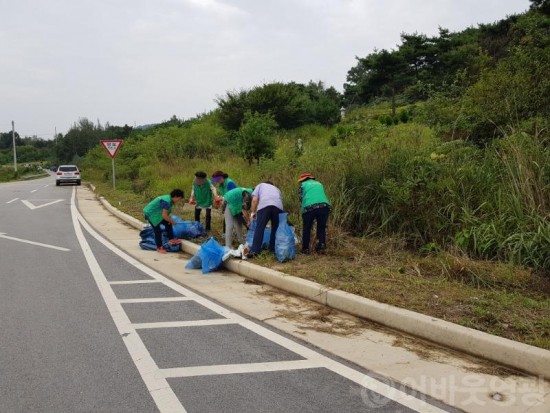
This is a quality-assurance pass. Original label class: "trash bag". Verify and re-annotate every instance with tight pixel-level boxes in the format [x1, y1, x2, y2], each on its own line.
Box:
[245, 218, 272, 250]
[185, 253, 202, 269]
[224, 244, 249, 260]
[197, 237, 225, 273]
[275, 212, 296, 262]
[139, 226, 180, 252]
[245, 218, 257, 246]
[221, 246, 232, 261]
[171, 215, 205, 239]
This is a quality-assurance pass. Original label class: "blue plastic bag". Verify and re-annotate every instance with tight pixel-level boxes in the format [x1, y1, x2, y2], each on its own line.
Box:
[172, 215, 205, 239]
[245, 219, 257, 246]
[245, 218, 272, 250]
[139, 226, 180, 252]
[185, 253, 202, 269]
[275, 212, 295, 262]
[197, 237, 224, 273]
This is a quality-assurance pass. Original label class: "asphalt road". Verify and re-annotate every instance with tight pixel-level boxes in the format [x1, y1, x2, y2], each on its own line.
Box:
[0, 176, 455, 413]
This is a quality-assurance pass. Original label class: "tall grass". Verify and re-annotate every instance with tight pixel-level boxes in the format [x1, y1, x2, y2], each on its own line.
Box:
[82, 116, 550, 274]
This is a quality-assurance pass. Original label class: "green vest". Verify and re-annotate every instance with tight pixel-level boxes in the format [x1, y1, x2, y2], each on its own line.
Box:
[218, 177, 236, 196]
[224, 187, 252, 216]
[143, 194, 172, 226]
[193, 179, 213, 207]
[300, 180, 330, 213]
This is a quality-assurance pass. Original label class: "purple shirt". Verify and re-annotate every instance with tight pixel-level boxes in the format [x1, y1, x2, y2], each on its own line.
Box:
[252, 183, 283, 211]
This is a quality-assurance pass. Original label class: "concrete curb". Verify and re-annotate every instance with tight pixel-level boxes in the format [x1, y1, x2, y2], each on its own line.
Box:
[96, 195, 550, 379]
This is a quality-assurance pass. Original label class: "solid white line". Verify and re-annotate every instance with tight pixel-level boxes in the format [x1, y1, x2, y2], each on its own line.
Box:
[6, 198, 19, 204]
[161, 359, 324, 378]
[119, 297, 193, 304]
[133, 319, 236, 330]
[76, 192, 447, 413]
[109, 279, 161, 285]
[0, 233, 70, 252]
[70, 188, 186, 413]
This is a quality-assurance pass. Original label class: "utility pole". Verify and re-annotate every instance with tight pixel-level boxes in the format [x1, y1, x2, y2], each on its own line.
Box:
[11, 120, 17, 172]
[55, 126, 57, 144]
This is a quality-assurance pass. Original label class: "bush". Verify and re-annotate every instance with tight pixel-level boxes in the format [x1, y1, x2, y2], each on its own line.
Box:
[237, 112, 277, 165]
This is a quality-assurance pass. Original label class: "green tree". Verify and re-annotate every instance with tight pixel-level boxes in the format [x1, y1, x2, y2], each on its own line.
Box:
[217, 82, 341, 131]
[530, 0, 550, 15]
[237, 112, 277, 165]
[345, 49, 408, 115]
[0, 131, 21, 150]
[461, 11, 550, 143]
[55, 118, 102, 163]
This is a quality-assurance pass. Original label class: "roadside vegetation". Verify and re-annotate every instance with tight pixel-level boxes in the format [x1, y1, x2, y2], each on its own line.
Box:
[3, 3, 549, 348]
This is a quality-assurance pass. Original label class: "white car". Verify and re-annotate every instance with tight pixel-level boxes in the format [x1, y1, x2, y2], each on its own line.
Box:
[56, 165, 81, 186]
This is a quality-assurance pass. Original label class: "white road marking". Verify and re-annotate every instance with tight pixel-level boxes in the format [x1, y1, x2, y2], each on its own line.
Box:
[109, 279, 161, 285]
[21, 199, 64, 210]
[70, 188, 186, 413]
[132, 319, 237, 330]
[161, 360, 324, 378]
[119, 297, 193, 303]
[75, 189, 448, 413]
[6, 198, 19, 204]
[0, 233, 70, 252]
[30, 189, 38, 193]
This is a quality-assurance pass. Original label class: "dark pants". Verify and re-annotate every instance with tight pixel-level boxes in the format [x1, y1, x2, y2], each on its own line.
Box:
[194, 207, 212, 231]
[148, 219, 174, 248]
[302, 206, 330, 252]
[250, 206, 282, 255]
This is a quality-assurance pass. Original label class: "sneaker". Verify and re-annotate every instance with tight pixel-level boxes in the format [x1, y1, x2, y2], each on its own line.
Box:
[157, 247, 167, 254]
[315, 243, 326, 253]
[169, 238, 182, 245]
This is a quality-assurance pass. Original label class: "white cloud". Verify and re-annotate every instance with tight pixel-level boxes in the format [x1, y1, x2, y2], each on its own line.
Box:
[0, 0, 531, 138]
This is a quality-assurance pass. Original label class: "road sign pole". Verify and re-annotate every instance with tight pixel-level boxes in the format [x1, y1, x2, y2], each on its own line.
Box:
[112, 158, 116, 190]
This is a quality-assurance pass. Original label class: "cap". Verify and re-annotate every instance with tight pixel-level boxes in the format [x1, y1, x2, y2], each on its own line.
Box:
[298, 172, 315, 183]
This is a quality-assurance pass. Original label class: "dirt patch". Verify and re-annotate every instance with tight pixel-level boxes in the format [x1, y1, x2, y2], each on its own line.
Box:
[391, 334, 527, 378]
[257, 288, 367, 336]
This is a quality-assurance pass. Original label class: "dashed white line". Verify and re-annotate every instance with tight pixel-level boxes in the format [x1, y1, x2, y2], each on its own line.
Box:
[161, 359, 324, 378]
[109, 279, 161, 285]
[132, 319, 237, 330]
[6, 198, 19, 204]
[119, 297, 194, 304]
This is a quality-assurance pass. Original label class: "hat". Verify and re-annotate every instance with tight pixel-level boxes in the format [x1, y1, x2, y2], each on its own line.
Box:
[298, 172, 315, 183]
[211, 170, 225, 183]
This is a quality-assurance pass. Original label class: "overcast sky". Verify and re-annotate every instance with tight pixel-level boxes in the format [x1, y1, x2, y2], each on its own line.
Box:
[1, 0, 530, 139]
